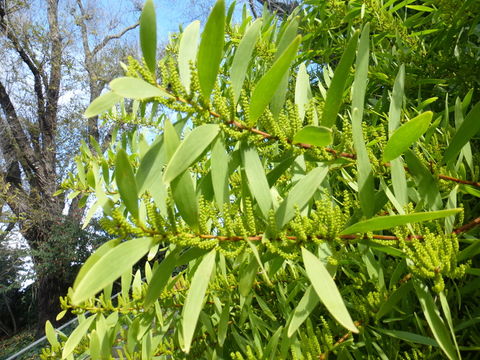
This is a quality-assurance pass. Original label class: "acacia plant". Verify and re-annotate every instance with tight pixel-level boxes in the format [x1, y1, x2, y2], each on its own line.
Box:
[44, 0, 480, 358]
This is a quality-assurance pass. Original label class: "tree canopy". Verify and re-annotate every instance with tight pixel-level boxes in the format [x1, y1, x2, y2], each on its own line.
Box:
[38, 0, 480, 359]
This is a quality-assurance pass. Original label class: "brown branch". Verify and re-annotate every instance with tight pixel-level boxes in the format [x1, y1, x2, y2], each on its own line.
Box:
[92, 23, 139, 56]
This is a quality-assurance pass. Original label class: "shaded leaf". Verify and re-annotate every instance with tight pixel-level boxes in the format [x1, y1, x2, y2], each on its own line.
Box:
[444, 101, 480, 164]
[115, 149, 139, 219]
[276, 164, 328, 229]
[287, 285, 319, 337]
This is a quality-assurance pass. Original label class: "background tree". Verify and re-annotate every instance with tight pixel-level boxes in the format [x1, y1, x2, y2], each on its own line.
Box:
[0, 0, 140, 332]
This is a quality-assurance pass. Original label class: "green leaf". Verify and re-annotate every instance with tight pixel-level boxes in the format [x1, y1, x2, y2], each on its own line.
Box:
[404, 150, 442, 210]
[164, 124, 220, 184]
[238, 254, 259, 297]
[182, 250, 216, 353]
[276, 164, 328, 229]
[178, 21, 200, 92]
[73, 238, 121, 290]
[164, 119, 200, 230]
[62, 316, 96, 359]
[115, 148, 139, 219]
[45, 321, 59, 348]
[249, 35, 301, 125]
[287, 285, 319, 337]
[217, 299, 230, 346]
[321, 31, 359, 127]
[211, 136, 229, 211]
[414, 281, 459, 360]
[136, 138, 165, 195]
[351, 24, 375, 218]
[388, 64, 405, 133]
[302, 248, 358, 333]
[241, 143, 272, 218]
[383, 112, 433, 162]
[376, 281, 413, 320]
[340, 209, 462, 235]
[84, 91, 121, 118]
[292, 125, 332, 147]
[231, 18, 262, 104]
[72, 237, 154, 304]
[144, 247, 181, 307]
[295, 63, 312, 121]
[140, 0, 157, 74]
[444, 101, 480, 164]
[197, 0, 225, 99]
[110, 77, 170, 100]
[373, 327, 438, 347]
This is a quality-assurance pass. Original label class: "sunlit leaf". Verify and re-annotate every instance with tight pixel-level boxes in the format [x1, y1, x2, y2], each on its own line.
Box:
[383, 112, 433, 162]
[302, 248, 358, 333]
[72, 237, 154, 304]
[292, 125, 332, 147]
[231, 18, 262, 104]
[164, 124, 220, 184]
[249, 35, 301, 125]
[321, 31, 359, 127]
[62, 316, 96, 359]
[84, 91, 121, 118]
[140, 0, 157, 74]
[110, 77, 170, 100]
[178, 21, 200, 92]
[182, 250, 216, 353]
[340, 209, 462, 235]
[197, 0, 225, 99]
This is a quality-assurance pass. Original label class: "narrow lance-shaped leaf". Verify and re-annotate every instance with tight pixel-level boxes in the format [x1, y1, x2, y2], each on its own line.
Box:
[178, 21, 200, 92]
[241, 143, 272, 218]
[110, 77, 170, 100]
[182, 250, 216, 353]
[292, 125, 332, 147]
[340, 208, 462, 235]
[351, 24, 375, 218]
[388, 65, 408, 206]
[140, 0, 157, 74]
[295, 63, 312, 121]
[163, 124, 220, 184]
[414, 281, 459, 360]
[443, 101, 480, 164]
[231, 18, 262, 104]
[287, 285, 320, 337]
[321, 31, 359, 128]
[249, 35, 301, 125]
[302, 248, 358, 333]
[197, 0, 225, 99]
[136, 137, 165, 195]
[276, 165, 328, 229]
[211, 135, 229, 211]
[72, 237, 155, 304]
[115, 149, 139, 219]
[84, 91, 121, 118]
[383, 111, 433, 162]
[62, 316, 96, 359]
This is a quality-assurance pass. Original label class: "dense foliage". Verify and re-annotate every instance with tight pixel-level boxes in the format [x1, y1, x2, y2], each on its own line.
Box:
[43, 0, 480, 359]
